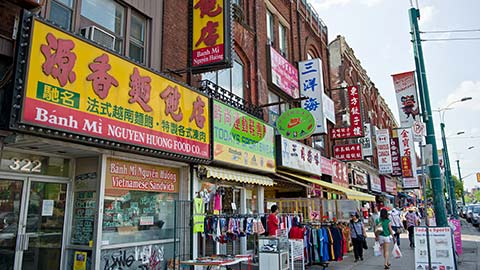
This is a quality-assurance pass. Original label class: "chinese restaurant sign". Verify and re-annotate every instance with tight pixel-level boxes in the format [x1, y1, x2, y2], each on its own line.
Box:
[299, 59, 326, 134]
[269, 46, 299, 98]
[352, 169, 368, 190]
[213, 100, 275, 172]
[320, 156, 333, 176]
[398, 128, 418, 188]
[392, 71, 421, 128]
[331, 86, 363, 139]
[390, 137, 403, 177]
[276, 108, 315, 140]
[105, 158, 179, 193]
[333, 143, 363, 161]
[376, 129, 393, 174]
[191, 0, 232, 71]
[17, 19, 210, 159]
[278, 136, 322, 176]
[332, 159, 348, 187]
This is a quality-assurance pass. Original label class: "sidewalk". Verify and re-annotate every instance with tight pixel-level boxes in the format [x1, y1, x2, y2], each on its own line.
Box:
[456, 219, 480, 270]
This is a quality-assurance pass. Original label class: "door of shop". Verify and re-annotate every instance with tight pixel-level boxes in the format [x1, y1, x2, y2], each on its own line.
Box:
[0, 176, 69, 270]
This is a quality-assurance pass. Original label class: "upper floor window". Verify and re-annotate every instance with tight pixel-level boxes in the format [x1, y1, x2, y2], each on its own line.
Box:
[267, 91, 289, 126]
[202, 56, 245, 99]
[266, 10, 274, 45]
[49, 0, 74, 30]
[278, 23, 287, 57]
[129, 13, 146, 63]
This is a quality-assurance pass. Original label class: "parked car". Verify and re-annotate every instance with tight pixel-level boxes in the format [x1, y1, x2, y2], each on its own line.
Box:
[471, 206, 480, 227]
[466, 204, 480, 223]
[461, 206, 468, 218]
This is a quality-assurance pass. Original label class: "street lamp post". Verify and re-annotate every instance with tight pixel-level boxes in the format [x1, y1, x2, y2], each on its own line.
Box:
[437, 97, 472, 219]
[456, 146, 474, 206]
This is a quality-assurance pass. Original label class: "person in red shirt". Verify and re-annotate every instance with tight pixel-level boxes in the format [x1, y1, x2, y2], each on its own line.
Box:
[267, 205, 279, 236]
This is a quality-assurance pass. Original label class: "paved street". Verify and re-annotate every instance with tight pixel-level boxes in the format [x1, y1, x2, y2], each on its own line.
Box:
[308, 219, 480, 270]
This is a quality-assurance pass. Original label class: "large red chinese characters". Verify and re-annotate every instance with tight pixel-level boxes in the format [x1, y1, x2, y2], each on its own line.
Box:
[40, 33, 76, 87]
[87, 53, 118, 99]
[189, 96, 206, 129]
[129, 67, 153, 112]
[331, 86, 363, 139]
[194, 0, 222, 18]
[195, 21, 219, 47]
[160, 85, 183, 122]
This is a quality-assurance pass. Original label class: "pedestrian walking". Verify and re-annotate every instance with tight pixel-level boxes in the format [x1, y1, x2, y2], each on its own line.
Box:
[267, 204, 279, 236]
[349, 212, 367, 262]
[375, 208, 396, 269]
[370, 208, 379, 231]
[405, 207, 420, 248]
[400, 207, 408, 229]
[390, 208, 404, 247]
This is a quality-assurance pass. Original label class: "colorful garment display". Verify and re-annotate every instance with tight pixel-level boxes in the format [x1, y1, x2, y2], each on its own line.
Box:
[294, 224, 345, 265]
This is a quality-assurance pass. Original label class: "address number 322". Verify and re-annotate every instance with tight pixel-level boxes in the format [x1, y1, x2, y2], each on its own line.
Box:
[8, 158, 42, 173]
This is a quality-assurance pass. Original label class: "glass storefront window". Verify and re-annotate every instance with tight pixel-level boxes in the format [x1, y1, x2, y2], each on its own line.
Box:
[102, 191, 178, 245]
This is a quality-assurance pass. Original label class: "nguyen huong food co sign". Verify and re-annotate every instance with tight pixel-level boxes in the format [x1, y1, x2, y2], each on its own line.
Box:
[14, 18, 210, 159]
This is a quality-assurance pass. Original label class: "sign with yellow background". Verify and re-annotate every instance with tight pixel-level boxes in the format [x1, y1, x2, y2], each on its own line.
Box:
[21, 19, 210, 159]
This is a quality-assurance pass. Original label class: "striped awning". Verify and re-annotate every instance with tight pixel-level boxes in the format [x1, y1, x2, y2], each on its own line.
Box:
[201, 166, 274, 186]
[279, 171, 375, 202]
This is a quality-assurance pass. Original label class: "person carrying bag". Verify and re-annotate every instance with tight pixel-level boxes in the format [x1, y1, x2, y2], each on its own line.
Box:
[349, 213, 367, 262]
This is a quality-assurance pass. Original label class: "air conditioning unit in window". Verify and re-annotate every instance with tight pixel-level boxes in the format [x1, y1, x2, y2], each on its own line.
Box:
[80, 26, 115, 50]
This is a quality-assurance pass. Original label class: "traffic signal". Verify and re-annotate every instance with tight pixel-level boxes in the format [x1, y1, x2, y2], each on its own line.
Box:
[476, 172, 480, 183]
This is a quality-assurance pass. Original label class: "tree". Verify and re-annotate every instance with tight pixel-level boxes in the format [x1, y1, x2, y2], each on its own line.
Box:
[451, 175, 464, 201]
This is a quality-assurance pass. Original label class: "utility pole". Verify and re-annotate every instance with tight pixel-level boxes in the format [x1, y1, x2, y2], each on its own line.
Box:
[440, 123, 458, 218]
[456, 160, 466, 206]
[409, 7, 449, 226]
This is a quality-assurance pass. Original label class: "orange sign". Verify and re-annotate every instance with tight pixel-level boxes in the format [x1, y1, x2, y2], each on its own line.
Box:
[477, 173, 480, 183]
[105, 158, 179, 194]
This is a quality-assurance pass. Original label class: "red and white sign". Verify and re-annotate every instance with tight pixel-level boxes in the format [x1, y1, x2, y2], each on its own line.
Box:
[398, 128, 418, 188]
[331, 86, 363, 139]
[390, 137, 403, 177]
[382, 176, 397, 195]
[392, 71, 421, 127]
[332, 158, 349, 187]
[412, 120, 426, 142]
[376, 129, 393, 174]
[333, 143, 362, 161]
[269, 46, 299, 99]
[320, 156, 333, 176]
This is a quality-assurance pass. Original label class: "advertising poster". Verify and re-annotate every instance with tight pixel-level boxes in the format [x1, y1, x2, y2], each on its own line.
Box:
[331, 86, 363, 139]
[320, 156, 333, 176]
[73, 251, 87, 270]
[392, 71, 421, 127]
[105, 158, 179, 193]
[370, 174, 382, 193]
[278, 136, 322, 176]
[191, 0, 232, 69]
[299, 59, 326, 134]
[398, 128, 418, 188]
[449, 218, 463, 256]
[414, 227, 455, 270]
[352, 170, 368, 190]
[17, 19, 210, 159]
[333, 143, 363, 161]
[376, 129, 393, 174]
[276, 108, 315, 140]
[269, 46, 299, 98]
[213, 100, 275, 172]
[359, 123, 373, 157]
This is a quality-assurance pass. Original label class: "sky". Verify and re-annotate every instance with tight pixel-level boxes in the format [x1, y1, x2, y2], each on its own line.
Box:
[310, 0, 480, 191]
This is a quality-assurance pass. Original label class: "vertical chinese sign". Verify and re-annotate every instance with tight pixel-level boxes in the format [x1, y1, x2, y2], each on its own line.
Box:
[332, 159, 349, 187]
[376, 129, 393, 174]
[390, 137, 403, 176]
[299, 59, 326, 134]
[191, 0, 232, 71]
[15, 19, 210, 159]
[213, 100, 275, 172]
[392, 71, 421, 127]
[331, 86, 363, 139]
[398, 128, 418, 188]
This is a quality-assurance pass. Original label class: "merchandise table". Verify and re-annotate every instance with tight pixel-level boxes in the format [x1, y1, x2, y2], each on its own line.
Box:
[180, 255, 252, 270]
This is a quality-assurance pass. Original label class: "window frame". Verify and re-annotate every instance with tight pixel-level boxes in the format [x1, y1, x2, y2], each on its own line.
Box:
[201, 54, 245, 100]
[266, 10, 274, 45]
[278, 23, 287, 57]
[48, 0, 75, 31]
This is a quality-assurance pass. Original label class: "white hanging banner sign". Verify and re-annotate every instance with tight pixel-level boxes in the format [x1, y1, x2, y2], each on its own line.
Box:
[392, 71, 421, 128]
[376, 129, 393, 174]
[398, 128, 419, 188]
[299, 59, 326, 134]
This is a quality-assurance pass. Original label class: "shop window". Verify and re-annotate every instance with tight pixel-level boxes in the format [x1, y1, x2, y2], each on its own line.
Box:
[267, 91, 289, 126]
[129, 13, 146, 63]
[202, 56, 245, 99]
[266, 10, 274, 45]
[278, 23, 287, 57]
[49, 0, 74, 30]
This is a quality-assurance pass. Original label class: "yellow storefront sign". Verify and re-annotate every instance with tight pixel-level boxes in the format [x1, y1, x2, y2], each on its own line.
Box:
[21, 19, 210, 159]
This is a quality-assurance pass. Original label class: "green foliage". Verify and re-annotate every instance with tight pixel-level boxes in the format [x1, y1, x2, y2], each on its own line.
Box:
[451, 175, 464, 199]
